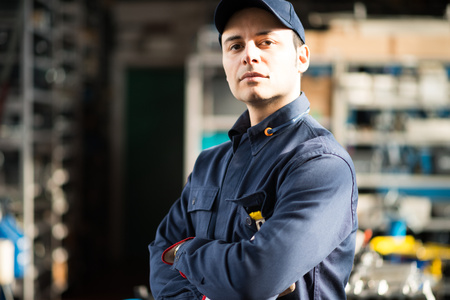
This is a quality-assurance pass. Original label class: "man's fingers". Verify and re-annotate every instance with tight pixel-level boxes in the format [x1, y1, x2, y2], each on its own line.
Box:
[278, 283, 296, 298]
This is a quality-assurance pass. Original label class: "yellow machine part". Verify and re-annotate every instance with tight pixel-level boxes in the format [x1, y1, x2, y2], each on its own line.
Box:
[370, 235, 450, 261]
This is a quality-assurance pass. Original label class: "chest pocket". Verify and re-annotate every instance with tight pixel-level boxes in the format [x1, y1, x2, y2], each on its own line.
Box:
[187, 187, 218, 238]
[226, 191, 271, 240]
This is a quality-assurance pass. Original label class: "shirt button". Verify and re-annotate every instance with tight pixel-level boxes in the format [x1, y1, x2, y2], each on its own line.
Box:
[246, 217, 252, 226]
[192, 198, 196, 205]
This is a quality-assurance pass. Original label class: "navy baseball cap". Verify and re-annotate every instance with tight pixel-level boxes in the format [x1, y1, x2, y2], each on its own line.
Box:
[214, 0, 305, 45]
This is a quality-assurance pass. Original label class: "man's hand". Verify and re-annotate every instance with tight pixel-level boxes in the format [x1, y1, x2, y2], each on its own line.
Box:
[162, 238, 194, 265]
[163, 243, 183, 264]
[278, 283, 296, 298]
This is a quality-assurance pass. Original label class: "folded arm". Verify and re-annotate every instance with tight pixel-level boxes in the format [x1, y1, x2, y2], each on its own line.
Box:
[150, 155, 355, 300]
[151, 155, 356, 300]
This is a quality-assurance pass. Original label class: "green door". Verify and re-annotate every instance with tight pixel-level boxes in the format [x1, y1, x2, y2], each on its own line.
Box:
[125, 67, 185, 261]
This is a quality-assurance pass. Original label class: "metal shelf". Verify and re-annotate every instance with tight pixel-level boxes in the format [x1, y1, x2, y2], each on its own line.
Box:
[0, 0, 83, 299]
[347, 98, 450, 111]
[356, 173, 450, 189]
[345, 129, 450, 147]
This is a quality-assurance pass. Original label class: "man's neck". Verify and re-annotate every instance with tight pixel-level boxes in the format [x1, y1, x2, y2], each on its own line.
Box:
[247, 95, 299, 126]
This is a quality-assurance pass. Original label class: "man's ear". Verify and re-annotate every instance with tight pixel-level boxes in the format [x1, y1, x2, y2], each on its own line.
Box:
[297, 44, 310, 73]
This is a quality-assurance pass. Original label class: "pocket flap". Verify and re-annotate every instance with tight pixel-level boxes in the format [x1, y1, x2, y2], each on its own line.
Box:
[187, 187, 218, 212]
[227, 191, 266, 210]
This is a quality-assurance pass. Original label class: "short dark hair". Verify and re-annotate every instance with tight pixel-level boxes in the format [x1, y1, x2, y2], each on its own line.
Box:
[293, 32, 304, 49]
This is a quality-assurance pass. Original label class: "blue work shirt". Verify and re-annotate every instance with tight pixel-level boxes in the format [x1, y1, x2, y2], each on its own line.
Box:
[149, 93, 358, 300]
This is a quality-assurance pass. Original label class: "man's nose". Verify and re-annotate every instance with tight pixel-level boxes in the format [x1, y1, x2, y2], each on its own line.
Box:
[242, 42, 260, 65]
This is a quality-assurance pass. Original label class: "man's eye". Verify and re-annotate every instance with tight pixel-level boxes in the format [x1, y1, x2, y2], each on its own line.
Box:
[230, 44, 242, 51]
[261, 40, 273, 46]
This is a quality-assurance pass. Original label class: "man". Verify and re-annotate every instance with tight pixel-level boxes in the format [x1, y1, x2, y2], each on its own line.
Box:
[149, 0, 358, 299]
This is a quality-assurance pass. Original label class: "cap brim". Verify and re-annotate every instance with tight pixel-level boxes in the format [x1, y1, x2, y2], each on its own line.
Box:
[214, 0, 303, 45]
[215, 0, 275, 35]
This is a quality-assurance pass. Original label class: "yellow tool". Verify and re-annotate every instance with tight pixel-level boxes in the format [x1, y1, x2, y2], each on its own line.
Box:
[249, 211, 265, 230]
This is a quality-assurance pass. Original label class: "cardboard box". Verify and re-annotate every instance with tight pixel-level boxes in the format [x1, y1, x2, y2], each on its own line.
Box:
[302, 75, 332, 119]
[393, 35, 450, 59]
[319, 31, 392, 59]
[304, 30, 325, 56]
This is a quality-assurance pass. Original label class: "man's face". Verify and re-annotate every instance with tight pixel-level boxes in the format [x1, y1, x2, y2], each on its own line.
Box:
[221, 8, 303, 107]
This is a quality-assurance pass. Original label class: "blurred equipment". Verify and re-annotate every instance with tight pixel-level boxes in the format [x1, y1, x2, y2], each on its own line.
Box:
[0, 205, 15, 300]
[0, 239, 14, 285]
[347, 235, 445, 299]
[370, 235, 450, 262]
[0, 199, 28, 279]
[347, 256, 436, 299]
[350, 191, 450, 299]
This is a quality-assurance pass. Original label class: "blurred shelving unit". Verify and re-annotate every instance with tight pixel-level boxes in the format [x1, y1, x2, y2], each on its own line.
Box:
[0, 0, 83, 299]
[333, 58, 450, 193]
[328, 18, 450, 300]
[334, 58, 450, 299]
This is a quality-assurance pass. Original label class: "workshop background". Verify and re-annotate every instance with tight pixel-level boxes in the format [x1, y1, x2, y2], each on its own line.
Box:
[0, 0, 449, 299]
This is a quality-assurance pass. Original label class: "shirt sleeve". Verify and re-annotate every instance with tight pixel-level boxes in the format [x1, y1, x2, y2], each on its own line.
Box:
[148, 177, 205, 300]
[171, 154, 357, 300]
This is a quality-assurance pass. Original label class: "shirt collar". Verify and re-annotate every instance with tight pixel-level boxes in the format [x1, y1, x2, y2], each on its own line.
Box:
[228, 93, 311, 155]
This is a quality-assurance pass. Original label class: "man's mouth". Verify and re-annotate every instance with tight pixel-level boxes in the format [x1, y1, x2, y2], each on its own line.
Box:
[240, 72, 268, 81]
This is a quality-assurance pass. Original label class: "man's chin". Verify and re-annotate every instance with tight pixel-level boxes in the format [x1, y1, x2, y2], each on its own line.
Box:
[238, 90, 270, 103]
[242, 94, 278, 106]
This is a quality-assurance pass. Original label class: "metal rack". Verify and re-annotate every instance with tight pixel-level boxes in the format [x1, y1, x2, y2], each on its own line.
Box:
[332, 59, 450, 193]
[332, 58, 450, 299]
[0, 0, 83, 299]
